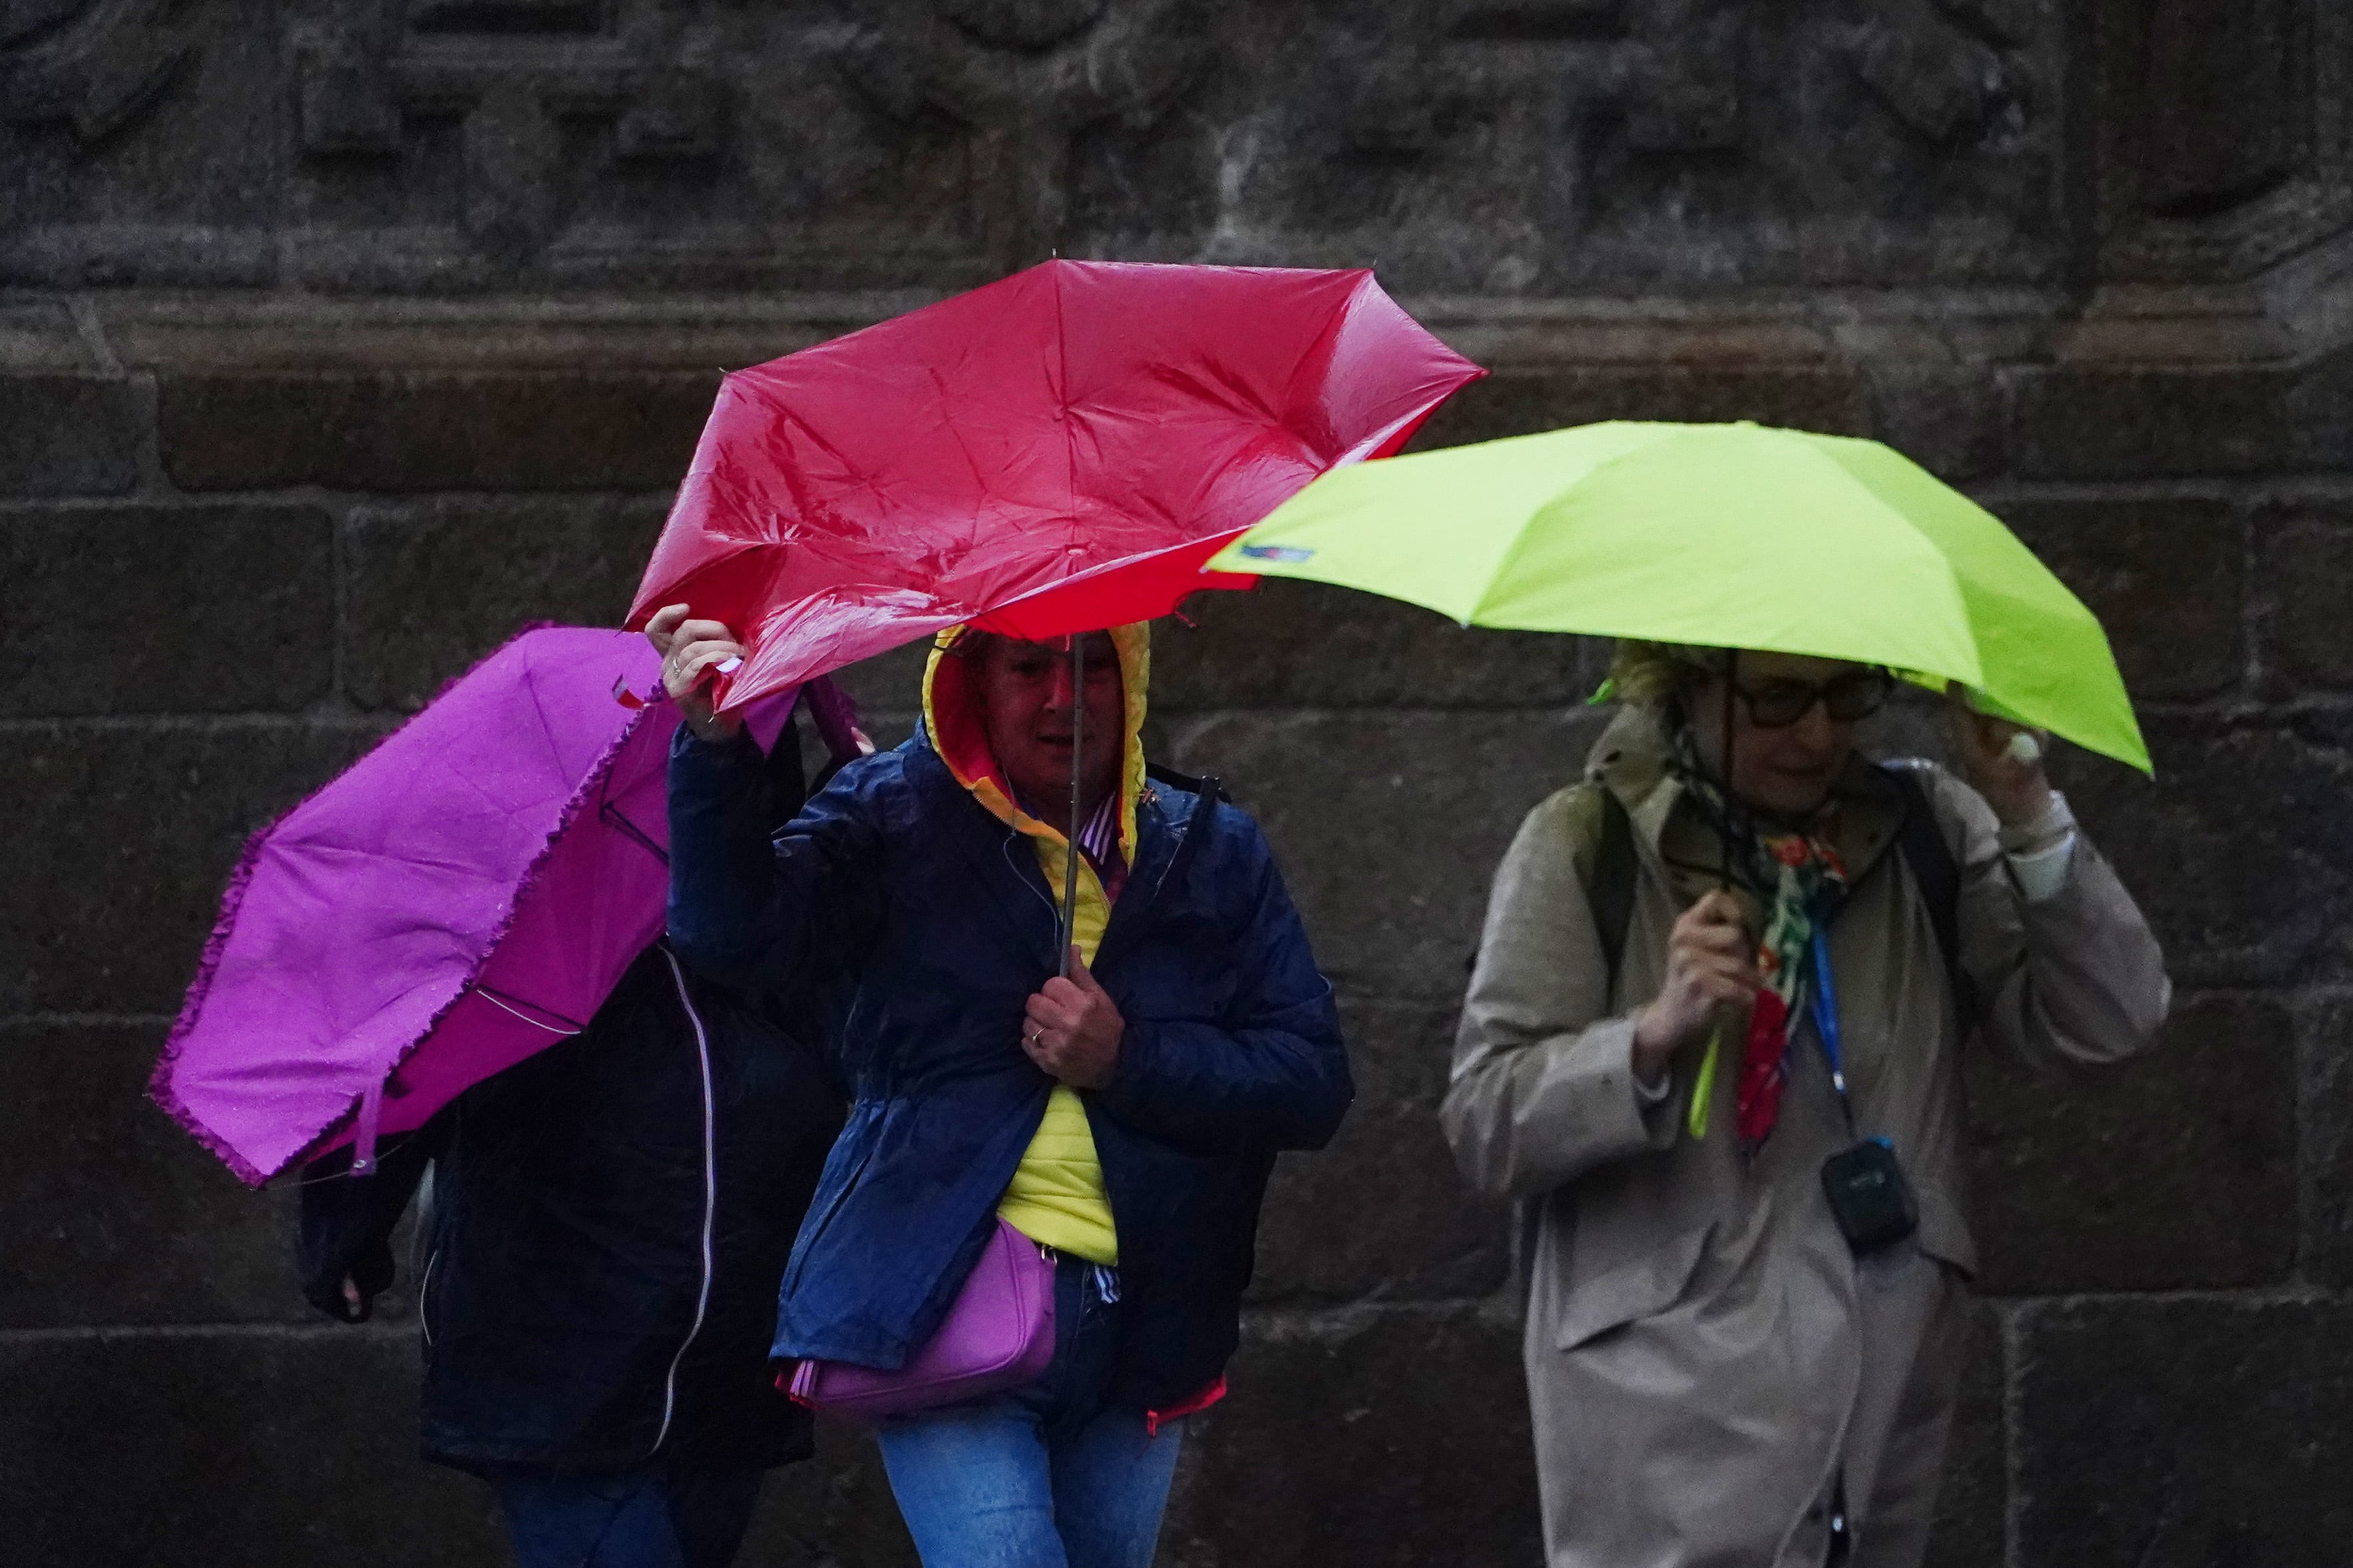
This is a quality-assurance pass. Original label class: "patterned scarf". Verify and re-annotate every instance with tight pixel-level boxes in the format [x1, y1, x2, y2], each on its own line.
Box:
[1671, 728, 1849, 1154]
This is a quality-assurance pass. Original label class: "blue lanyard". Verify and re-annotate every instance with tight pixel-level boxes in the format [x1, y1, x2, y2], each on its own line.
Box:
[1809, 927, 1856, 1130]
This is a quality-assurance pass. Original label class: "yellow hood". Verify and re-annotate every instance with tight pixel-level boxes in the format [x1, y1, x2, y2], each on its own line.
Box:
[921, 623, 1151, 862]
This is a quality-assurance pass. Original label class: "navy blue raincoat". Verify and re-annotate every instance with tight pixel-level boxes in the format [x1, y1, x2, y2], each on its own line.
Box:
[666, 725, 1350, 1411]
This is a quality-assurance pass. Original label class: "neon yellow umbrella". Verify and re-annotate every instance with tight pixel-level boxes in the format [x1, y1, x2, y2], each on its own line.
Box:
[1210, 421, 2149, 773]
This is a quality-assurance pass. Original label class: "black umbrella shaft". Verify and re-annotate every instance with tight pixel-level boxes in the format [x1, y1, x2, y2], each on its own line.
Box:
[1719, 649, 1737, 892]
[1060, 634, 1085, 977]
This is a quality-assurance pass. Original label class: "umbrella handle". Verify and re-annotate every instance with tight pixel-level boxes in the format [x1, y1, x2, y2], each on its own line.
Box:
[1688, 1030, 1720, 1141]
[350, 1081, 385, 1177]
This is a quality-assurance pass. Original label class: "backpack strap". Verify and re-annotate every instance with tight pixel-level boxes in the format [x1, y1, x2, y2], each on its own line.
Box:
[1583, 784, 1638, 987]
[1878, 764, 1980, 1039]
[1506, 781, 1637, 1314]
[1470, 781, 1637, 983]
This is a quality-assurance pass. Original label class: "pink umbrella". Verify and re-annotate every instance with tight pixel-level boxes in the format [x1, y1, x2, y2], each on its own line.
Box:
[150, 626, 854, 1186]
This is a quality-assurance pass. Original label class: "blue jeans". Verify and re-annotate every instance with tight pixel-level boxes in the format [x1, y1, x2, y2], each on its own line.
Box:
[493, 1463, 765, 1568]
[875, 1256, 1188, 1568]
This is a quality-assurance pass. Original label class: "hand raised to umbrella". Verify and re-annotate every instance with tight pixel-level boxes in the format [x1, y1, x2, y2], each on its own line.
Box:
[1946, 690, 2055, 830]
[644, 603, 745, 742]
[1022, 948, 1125, 1090]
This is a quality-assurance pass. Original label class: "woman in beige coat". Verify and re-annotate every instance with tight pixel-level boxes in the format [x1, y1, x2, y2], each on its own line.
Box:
[1443, 642, 2169, 1568]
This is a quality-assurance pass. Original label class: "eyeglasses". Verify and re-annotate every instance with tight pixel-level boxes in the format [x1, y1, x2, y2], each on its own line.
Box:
[1734, 668, 1894, 729]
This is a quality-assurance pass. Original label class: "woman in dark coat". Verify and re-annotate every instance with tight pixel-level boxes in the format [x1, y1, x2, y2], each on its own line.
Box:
[649, 606, 1351, 1568]
[300, 718, 846, 1568]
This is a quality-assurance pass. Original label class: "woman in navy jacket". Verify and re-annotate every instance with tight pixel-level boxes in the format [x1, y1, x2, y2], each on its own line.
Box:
[650, 607, 1351, 1568]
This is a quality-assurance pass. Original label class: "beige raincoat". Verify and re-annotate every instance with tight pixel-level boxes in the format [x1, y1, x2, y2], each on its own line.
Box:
[1443, 708, 2169, 1568]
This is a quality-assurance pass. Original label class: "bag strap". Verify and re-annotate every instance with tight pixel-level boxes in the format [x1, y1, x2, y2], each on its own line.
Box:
[1878, 764, 1980, 1039]
[1585, 785, 1637, 986]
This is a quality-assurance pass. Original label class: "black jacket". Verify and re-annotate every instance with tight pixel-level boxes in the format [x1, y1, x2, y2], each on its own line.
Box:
[301, 732, 847, 1475]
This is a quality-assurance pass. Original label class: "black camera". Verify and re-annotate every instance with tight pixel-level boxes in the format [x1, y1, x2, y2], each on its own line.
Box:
[1820, 1137, 1918, 1256]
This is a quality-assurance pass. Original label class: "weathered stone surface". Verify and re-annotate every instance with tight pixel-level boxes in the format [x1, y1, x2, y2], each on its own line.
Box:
[2302, 998, 2353, 1290]
[819, 641, 935, 724]
[158, 372, 715, 492]
[2014, 1297, 2353, 1568]
[0, 0, 285, 290]
[1152, 578, 1599, 713]
[2087, 0, 2348, 283]
[2002, 497, 2242, 702]
[9, 0, 2353, 1555]
[2258, 502, 2353, 693]
[2014, 366, 2292, 479]
[1251, 1001, 1506, 1303]
[746, 1420, 920, 1568]
[1966, 997, 2298, 1294]
[0, 1021, 308, 1327]
[0, 1327, 506, 1568]
[0, 505, 333, 716]
[1866, 364, 2010, 482]
[0, 301, 87, 370]
[1923, 1302, 2005, 1568]
[2056, 720, 2353, 987]
[1168, 710, 1612, 1005]
[0, 1324, 905, 1567]
[1414, 364, 1872, 450]
[2283, 342, 2353, 471]
[343, 497, 669, 710]
[8, 0, 2073, 293]
[0, 721, 381, 1015]
[2131, 0, 2300, 220]
[1161, 1304, 1541, 1568]
[0, 374, 142, 496]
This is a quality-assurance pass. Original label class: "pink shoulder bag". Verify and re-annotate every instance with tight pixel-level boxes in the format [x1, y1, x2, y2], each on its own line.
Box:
[787, 1218, 1057, 1423]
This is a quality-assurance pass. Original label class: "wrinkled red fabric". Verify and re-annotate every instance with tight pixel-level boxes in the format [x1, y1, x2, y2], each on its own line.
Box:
[627, 260, 1483, 710]
[1733, 988, 1794, 1153]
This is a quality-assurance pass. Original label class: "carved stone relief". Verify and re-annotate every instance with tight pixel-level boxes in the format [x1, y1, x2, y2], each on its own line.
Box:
[1060, 0, 2061, 289]
[2094, 0, 2350, 281]
[289, 0, 730, 265]
[0, 0, 200, 142]
[9, 0, 2342, 294]
[833, 0, 1205, 268]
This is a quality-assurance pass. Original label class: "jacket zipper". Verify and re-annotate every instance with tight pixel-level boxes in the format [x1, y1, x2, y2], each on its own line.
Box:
[652, 947, 720, 1459]
[418, 1246, 439, 1349]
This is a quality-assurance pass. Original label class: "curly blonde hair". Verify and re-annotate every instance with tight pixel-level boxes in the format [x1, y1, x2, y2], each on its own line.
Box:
[1607, 639, 1726, 710]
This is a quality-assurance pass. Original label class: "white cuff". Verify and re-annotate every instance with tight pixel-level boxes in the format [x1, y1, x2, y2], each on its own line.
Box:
[2000, 790, 2077, 903]
[2006, 834, 2075, 903]
[1633, 1068, 1674, 1107]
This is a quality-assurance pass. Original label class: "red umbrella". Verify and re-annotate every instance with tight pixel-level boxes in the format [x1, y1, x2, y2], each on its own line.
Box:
[625, 260, 1484, 710]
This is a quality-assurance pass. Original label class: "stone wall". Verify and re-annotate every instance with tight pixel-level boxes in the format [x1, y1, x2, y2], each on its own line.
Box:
[5, 0, 2352, 1564]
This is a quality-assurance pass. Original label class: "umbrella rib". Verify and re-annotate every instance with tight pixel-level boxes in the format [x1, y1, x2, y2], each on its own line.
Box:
[519, 649, 572, 785]
[396, 756, 568, 852]
[1461, 461, 1582, 629]
[281, 838, 530, 884]
[1056, 262, 1080, 575]
[1456, 429, 1976, 678]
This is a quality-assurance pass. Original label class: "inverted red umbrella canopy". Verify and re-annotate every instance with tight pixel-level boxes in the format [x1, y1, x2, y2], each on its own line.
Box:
[626, 260, 1485, 708]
